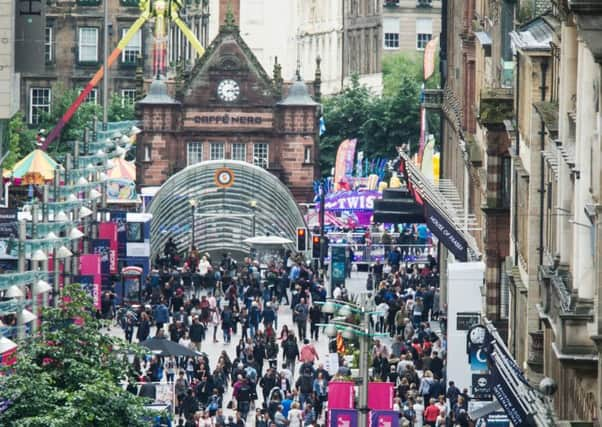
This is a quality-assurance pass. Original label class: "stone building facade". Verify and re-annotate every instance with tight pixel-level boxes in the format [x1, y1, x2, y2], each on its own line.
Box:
[506, 1, 602, 422]
[212, 0, 382, 96]
[437, 0, 514, 339]
[440, 0, 602, 422]
[382, 0, 441, 55]
[136, 17, 320, 203]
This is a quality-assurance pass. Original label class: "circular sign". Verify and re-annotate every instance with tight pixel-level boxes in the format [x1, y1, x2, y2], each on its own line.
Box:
[214, 168, 235, 188]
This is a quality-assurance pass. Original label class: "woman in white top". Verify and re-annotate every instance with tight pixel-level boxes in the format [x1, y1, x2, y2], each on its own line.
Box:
[287, 401, 303, 427]
[413, 396, 425, 427]
[199, 255, 211, 278]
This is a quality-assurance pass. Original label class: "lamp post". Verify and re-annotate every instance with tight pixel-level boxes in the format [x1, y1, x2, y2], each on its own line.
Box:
[317, 294, 385, 427]
[189, 198, 198, 247]
[249, 199, 257, 237]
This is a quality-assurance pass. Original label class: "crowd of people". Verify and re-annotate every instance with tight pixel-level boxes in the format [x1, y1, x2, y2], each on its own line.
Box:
[113, 237, 470, 427]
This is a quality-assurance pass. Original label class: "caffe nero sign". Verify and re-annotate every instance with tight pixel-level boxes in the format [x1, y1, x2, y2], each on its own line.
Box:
[424, 203, 468, 261]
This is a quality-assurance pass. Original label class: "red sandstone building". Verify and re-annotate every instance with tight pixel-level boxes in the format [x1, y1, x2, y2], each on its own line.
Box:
[136, 10, 320, 203]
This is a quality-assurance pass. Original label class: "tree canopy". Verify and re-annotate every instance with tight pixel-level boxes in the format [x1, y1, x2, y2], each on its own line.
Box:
[0, 284, 149, 427]
[319, 52, 440, 176]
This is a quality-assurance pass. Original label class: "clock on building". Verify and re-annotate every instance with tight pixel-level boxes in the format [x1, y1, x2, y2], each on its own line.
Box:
[217, 79, 240, 102]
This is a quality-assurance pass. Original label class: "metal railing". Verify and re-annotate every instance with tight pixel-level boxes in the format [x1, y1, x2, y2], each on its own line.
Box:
[327, 243, 437, 264]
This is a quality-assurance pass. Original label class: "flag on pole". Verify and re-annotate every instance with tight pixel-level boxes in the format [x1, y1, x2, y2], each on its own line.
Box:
[319, 116, 326, 136]
[423, 36, 439, 81]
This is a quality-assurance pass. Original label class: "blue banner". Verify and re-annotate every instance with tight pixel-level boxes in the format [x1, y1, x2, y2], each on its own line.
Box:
[92, 239, 111, 275]
[110, 211, 127, 259]
[371, 410, 399, 427]
[329, 409, 358, 427]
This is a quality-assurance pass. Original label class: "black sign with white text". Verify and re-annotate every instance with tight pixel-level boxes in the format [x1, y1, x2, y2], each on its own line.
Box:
[424, 202, 468, 261]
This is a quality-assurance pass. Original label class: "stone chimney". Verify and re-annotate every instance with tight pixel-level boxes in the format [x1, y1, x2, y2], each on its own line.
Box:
[219, 0, 240, 27]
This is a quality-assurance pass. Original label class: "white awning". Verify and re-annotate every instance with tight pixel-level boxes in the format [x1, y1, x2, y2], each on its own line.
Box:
[383, 17, 400, 34]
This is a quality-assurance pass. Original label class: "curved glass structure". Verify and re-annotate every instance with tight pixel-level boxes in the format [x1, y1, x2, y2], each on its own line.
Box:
[149, 160, 307, 260]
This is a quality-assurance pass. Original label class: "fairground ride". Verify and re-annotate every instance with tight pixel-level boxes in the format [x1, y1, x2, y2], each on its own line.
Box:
[41, 0, 205, 151]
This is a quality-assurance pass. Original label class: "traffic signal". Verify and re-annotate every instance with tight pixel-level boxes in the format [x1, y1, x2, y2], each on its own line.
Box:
[312, 235, 321, 258]
[296, 227, 307, 251]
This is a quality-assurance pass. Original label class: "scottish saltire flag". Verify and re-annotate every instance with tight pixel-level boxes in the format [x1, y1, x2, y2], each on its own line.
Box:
[319, 116, 326, 136]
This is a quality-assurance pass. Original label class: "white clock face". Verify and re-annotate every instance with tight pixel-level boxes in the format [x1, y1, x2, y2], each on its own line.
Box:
[469, 326, 486, 345]
[217, 79, 240, 102]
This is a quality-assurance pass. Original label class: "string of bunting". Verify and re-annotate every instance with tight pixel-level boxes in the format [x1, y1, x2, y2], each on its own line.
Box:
[0, 271, 49, 290]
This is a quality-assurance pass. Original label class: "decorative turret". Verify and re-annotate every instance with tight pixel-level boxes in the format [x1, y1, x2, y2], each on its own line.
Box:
[273, 56, 284, 99]
[313, 56, 322, 103]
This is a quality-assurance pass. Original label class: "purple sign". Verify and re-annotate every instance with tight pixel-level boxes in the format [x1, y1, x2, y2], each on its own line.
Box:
[110, 211, 127, 258]
[92, 239, 111, 275]
[325, 191, 380, 212]
[371, 410, 400, 427]
[330, 409, 358, 427]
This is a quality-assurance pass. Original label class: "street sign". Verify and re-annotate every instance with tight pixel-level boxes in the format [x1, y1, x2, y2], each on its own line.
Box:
[472, 373, 493, 400]
[469, 347, 489, 372]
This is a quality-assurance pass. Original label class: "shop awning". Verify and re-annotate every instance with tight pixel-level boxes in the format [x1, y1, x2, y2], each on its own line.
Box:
[399, 151, 481, 261]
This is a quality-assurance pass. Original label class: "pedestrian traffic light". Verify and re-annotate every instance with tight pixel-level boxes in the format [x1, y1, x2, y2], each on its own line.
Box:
[296, 227, 307, 251]
[312, 235, 321, 259]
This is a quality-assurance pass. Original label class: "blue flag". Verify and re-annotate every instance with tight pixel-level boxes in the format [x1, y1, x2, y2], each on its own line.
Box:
[319, 116, 326, 136]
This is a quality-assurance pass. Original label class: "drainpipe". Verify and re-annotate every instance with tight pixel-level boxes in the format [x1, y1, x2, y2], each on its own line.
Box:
[539, 60, 548, 267]
[341, 0, 345, 91]
[513, 53, 520, 266]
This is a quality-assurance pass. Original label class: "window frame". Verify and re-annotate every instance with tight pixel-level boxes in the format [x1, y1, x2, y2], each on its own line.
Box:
[45, 26, 53, 64]
[416, 33, 432, 50]
[29, 87, 52, 125]
[253, 143, 269, 168]
[304, 146, 312, 164]
[384, 32, 400, 49]
[120, 27, 142, 64]
[187, 142, 203, 165]
[231, 143, 247, 162]
[78, 27, 99, 64]
[209, 143, 225, 160]
[121, 88, 137, 106]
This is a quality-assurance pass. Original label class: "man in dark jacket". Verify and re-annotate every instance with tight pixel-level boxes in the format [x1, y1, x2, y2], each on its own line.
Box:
[189, 317, 205, 352]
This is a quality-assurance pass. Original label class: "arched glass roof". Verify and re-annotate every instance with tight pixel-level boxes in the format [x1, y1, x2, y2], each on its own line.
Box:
[149, 160, 307, 259]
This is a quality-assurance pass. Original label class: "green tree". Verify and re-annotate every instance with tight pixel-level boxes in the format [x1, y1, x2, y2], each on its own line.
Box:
[4, 113, 37, 170]
[108, 94, 136, 122]
[0, 283, 150, 427]
[39, 85, 100, 158]
[319, 53, 442, 174]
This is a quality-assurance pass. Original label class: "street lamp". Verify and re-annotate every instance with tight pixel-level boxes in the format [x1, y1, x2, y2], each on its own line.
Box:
[249, 199, 257, 237]
[317, 296, 387, 427]
[189, 199, 198, 247]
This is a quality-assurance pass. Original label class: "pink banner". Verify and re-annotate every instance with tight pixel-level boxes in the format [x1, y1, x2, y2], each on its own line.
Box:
[98, 222, 118, 274]
[334, 139, 357, 191]
[367, 382, 394, 410]
[328, 381, 355, 410]
[79, 254, 102, 309]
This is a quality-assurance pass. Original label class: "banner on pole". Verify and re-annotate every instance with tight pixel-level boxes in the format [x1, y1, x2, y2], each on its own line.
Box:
[99, 222, 118, 274]
[367, 382, 395, 410]
[329, 409, 358, 427]
[328, 381, 355, 409]
[371, 410, 400, 427]
[334, 139, 357, 191]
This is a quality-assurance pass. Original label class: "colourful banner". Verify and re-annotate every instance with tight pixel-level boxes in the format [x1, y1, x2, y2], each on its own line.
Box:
[110, 210, 127, 259]
[107, 179, 139, 203]
[92, 239, 111, 275]
[324, 191, 380, 212]
[423, 36, 439, 81]
[79, 254, 101, 309]
[367, 382, 394, 410]
[371, 410, 400, 427]
[98, 222, 118, 274]
[329, 409, 358, 427]
[334, 139, 357, 191]
[328, 381, 355, 410]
